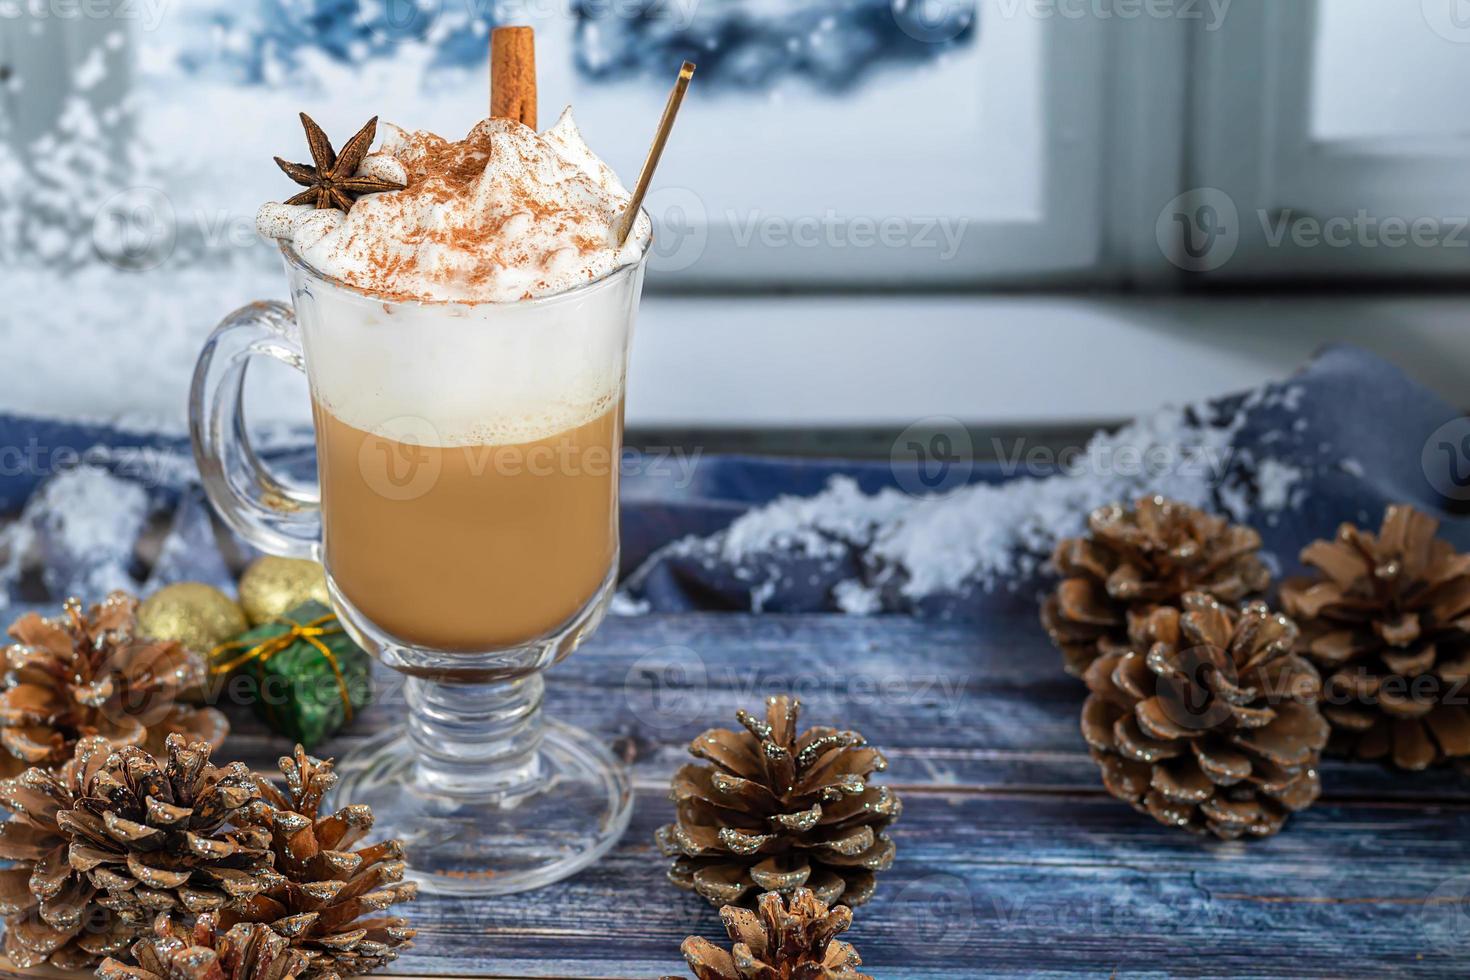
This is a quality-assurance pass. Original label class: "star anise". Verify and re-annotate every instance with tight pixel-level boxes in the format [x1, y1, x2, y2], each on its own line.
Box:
[274, 113, 403, 213]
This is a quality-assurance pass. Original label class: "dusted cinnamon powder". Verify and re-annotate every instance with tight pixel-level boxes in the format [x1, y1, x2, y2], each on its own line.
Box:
[257, 107, 651, 304]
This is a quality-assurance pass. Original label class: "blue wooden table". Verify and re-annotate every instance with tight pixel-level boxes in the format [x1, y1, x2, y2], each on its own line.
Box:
[205, 608, 1470, 977]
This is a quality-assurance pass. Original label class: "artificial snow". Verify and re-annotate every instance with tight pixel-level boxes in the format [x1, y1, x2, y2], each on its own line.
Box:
[646, 385, 1312, 611]
[833, 579, 881, 615]
[21, 465, 150, 600]
[1256, 459, 1304, 512]
[608, 592, 651, 617]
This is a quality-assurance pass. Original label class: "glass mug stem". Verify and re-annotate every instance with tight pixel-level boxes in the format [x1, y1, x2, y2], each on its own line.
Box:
[407, 674, 544, 797]
[191, 249, 644, 894]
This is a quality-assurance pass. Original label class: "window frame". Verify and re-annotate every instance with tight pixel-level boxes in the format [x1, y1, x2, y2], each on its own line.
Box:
[632, 10, 1123, 291]
[1187, 0, 1470, 280]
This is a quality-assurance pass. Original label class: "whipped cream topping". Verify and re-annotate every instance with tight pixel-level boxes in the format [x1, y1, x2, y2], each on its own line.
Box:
[258, 108, 651, 303]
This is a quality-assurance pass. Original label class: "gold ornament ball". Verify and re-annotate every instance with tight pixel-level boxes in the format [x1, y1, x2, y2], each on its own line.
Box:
[137, 583, 248, 654]
[239, 556, 331, 625]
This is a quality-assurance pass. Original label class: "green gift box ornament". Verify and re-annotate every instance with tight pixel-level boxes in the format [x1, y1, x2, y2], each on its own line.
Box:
[211, 600, 372, 749]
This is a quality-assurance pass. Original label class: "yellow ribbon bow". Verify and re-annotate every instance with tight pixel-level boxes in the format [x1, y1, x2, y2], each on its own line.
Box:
[210, 612, 354, 722]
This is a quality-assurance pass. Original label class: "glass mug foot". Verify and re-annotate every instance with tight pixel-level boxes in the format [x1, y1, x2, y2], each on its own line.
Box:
[330, 720, 633, 896]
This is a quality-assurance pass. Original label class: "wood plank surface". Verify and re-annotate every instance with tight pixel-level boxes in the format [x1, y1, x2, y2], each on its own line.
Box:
[108, 613, 1470, 977]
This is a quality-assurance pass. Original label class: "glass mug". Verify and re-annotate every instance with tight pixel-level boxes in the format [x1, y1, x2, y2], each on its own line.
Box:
[190, 239, 646, 895]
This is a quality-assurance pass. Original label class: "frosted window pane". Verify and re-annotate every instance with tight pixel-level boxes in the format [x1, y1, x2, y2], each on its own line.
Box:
[128, 0, 1040, 258]
[1311, 0, 1470, 146]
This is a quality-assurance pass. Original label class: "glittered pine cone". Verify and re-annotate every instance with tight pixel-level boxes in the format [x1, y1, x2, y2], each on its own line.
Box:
[227, 745, 417, 980]
[1042, 496, 1271, 676]
[1281, 504, 1470, 770]
[98, 912, 308, 980]
[1081, 593, 1329, 839]
[656, 696, 899, 910]
[674, 888, 871, 980]
[0, 592, 228, 777]
[57, 733, 274, 924]
[0, 736, 136, 969]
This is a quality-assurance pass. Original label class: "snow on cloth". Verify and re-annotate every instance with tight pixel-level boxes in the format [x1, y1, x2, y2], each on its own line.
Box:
[0, 344, 1462, 618]
[620, 345, 1470, 617]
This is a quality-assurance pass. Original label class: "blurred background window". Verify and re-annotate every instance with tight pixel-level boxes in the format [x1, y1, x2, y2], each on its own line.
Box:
[1190, 0, 1470, 280]
[2, 0, 1468, 433]
[0, 0, 1108, 288]
[9, 0, 1470, 289]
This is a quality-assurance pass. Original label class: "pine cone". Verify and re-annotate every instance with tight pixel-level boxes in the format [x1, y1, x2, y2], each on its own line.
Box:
[226, 745, 417, 980]
[57, 733, 274, 924]
[656, 696, 899, 910]
[675, 888, 871, 980]
[98, 912, 308, 980]
[1042, 497, 1271, 676]
[1081, 593, 1329, 839]
[0, 737, 136, 969]
[1280, 504, 1470, 770]
[0, 592, 228, 777]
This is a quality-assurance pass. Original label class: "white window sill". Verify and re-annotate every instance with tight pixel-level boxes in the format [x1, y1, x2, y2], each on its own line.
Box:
[5, 269, 1466, 431]
[627, 292, 1470, 428]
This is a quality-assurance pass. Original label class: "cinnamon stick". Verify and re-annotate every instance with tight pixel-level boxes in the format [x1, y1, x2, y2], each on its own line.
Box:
[491, 26, 537, 129]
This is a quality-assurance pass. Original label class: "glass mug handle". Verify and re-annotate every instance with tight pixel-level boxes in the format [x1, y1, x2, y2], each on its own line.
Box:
[188, 300, 322, 559]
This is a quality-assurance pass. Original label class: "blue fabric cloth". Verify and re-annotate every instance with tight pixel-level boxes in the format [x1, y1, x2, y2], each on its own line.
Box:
[618, 343, 1470, 616]
[0, 344, 1463, 619]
